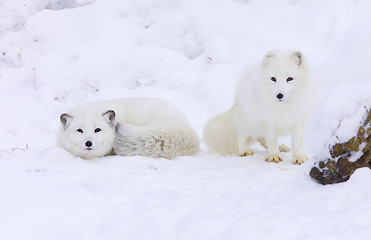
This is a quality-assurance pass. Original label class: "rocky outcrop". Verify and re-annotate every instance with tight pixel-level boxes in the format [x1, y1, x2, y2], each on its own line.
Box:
[310, 108, 371, 185]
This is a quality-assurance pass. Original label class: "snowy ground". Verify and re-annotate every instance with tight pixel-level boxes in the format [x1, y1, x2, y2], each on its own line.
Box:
[1, 0, 371, 239]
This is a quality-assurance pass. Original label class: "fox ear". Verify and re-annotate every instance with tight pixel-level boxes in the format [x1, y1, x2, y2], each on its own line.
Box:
[262, 51, 275, 67]
[60, 113, 73, 128]
[291, 51, 303, 66]
[102, 110, 116, 125]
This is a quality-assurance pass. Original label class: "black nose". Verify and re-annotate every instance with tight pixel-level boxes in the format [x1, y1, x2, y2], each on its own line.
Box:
[85, 141, 93, 147]
[277, 93, 284, 100]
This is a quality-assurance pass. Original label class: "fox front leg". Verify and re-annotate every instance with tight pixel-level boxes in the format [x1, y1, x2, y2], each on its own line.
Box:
[263, 127, 281, 163]
[291, 118, 308, 165]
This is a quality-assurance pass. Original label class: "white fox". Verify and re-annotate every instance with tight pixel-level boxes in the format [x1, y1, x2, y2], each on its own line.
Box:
[204, 50, 318, 164]
[59, 98, 200, 159]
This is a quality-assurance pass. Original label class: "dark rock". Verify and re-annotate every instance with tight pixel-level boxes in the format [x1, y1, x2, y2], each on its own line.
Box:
[310, 107, 371, 185]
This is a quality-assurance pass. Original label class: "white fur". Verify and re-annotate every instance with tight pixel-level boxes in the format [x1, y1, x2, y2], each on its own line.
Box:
[204, 50, 318, 164]
[59, 98, 200, 159]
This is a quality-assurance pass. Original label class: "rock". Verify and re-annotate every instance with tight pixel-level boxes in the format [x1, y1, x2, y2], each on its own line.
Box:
[310, 107, 371, 185]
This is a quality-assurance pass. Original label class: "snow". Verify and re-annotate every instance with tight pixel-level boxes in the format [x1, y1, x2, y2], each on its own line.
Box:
[1, 0, 371, 239]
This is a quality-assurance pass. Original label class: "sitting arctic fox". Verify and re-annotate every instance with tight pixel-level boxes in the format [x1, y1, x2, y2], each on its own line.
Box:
[59, 98, 200, 159]
[203, 50, 318, 164]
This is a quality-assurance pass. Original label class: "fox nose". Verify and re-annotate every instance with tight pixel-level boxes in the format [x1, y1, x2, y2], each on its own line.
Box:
[277, 93, 284, 100]
[85, 141, 93, 147]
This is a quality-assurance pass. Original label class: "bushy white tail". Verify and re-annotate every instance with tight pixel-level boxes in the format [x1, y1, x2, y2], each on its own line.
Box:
[114, 123, 200, 159]
[203, 106, 239, 155]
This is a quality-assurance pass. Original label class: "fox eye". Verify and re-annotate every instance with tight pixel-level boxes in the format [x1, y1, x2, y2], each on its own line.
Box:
[271, 77, 277, 82]
[77, 129, 83, 133]
[287, 77, 294, 82]
[95, 128, 101, 133]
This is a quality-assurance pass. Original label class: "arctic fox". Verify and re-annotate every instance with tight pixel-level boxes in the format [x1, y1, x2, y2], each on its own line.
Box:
[203, 50, 318, 164]
[59, 98, 200, 159]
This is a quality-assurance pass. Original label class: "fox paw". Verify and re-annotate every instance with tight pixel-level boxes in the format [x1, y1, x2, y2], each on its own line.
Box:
[239, 149, 255, 157]
[279, 144, 291, 152]
[293, 154, 308, 165]
[266, 154, 282, 163]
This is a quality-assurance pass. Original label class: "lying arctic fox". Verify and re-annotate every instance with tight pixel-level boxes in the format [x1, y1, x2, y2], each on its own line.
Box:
[203, 50, 318, 164]
[59, 98, 200, 159]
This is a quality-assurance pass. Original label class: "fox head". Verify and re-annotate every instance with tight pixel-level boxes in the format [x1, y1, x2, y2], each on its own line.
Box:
[59, 110, 116, 159]
[260, 50, 310, 103]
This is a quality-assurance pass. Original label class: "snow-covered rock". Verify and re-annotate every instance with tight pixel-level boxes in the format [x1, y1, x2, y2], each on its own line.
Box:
[310, 107, 371, 184]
